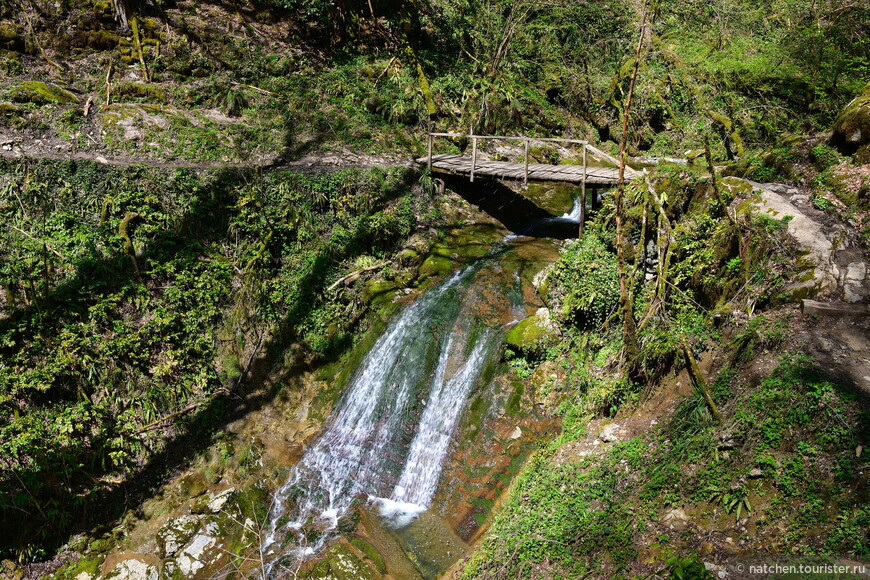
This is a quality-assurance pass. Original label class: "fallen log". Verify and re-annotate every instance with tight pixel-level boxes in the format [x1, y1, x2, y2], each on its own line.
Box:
[801, 299, 870, 317]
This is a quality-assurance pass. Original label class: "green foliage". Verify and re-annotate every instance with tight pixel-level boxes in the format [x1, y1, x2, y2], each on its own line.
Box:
[547, 235, 619, 329]
[666, 553, 714, 579]
[0, 160, 421, 559]
[810, 144, 842, 171]
[467, 352, 870, 575]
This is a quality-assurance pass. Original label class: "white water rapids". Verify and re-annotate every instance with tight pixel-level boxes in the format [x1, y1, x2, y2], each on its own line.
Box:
[261, 263, 500, 572]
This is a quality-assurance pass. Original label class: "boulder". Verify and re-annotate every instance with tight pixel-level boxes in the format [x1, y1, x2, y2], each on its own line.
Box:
[739, 186, 840, 298]
[504, 308, 556, 352]
[831, 81, 870, 154]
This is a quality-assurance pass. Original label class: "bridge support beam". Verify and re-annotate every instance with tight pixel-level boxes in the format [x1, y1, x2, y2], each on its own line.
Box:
[580, 143, 587, 236]
[523, 139, 529, 188]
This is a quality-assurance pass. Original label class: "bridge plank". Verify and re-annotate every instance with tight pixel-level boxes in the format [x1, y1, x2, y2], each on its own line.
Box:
[417, 154, 634, 185]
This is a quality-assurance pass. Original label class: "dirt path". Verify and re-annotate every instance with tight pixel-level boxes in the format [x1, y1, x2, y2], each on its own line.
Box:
[0, 136, 414, 173]
[748, 181, 870, 399]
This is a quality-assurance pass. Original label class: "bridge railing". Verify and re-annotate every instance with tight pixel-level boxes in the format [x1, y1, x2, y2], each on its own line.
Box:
[426, 132, 626, 184]
[426, 132, 622, 235]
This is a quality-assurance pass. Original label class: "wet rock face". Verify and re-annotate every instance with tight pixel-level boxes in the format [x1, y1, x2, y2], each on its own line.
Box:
[831, 81, 870, 154]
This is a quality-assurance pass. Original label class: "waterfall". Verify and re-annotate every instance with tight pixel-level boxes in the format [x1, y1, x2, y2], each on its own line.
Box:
[261, 261, 501, 572]
[560, 196, 584, 221]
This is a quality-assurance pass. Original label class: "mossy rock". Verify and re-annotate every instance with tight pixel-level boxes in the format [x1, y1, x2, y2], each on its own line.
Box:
[0, 20, 23, 52]
[11, 81, 79, 105]
[91, 0, 114, 21]
[395, 248, 421, 267]
[157, 515, 201, 558]
[0, 102, 20, 116]
[504, 310, 554, 352]
[1, 559, 24, 580]
[349, 538, 387, 574]
[831, 81, 870, 154]
[314, 543, 378, 580]
[0, 50, 22, 75]
[87, 537, 113, 554]
[522, 182, 577, 215]
[362, 279, 400, 307]
[416, 253, 454, 281]
[178, 472, 209, 499]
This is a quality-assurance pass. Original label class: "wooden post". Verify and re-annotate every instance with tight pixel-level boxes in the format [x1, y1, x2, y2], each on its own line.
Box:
[470, 136, 478, 182]
[580, 142, 587, 236]
[427, 133, 433, 172]
[523, 138, 529, 187]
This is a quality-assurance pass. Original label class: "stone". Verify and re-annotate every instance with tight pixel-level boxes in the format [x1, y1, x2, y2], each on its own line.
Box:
[161, 560, 178, 579]
[844, 285, 863, 304]
[509, 426, 522, 440]
[600, 423, 622, 443]
[157, 515, 201, 558]
[846, 262, 867, 282]
[661, 508, 691, 531]
[749, 468, 763, 478]
[1, 560, 23, 580]
[178, 473, 210, 499]
[104, 558, 158, 580]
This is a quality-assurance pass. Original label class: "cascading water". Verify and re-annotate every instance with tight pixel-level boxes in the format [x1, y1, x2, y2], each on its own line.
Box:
[261, 259, 504, 574]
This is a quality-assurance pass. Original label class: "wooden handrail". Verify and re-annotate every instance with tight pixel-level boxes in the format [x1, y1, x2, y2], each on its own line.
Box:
[427, 132, 589, 146]
[425, 132, 638, 179]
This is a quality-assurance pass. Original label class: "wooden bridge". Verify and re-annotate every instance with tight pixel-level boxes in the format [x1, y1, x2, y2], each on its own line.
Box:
[416, 133, 640, 235]
[417, 133, 639, 187]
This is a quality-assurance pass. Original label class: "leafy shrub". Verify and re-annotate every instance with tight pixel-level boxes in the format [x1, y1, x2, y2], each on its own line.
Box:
[547, 235, 619, 329]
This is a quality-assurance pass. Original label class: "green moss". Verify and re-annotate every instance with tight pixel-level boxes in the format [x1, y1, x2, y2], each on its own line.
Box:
[11, 81, 79, 105]
[87, 538, 113, 554]
[505, 382, 524, 417]
[0, 49, 22, 75]
[362, 279, 400, 307]
[349, 537, 387, 574]
[47, 556, 104, 580]
[306, 544, 377, 580]
[114, 82, 166, 102]
[416, 254, 455, 281]
[504, 314, 550, 351]
[522, 182, 577, 215]
[0, 102, 20, 116]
